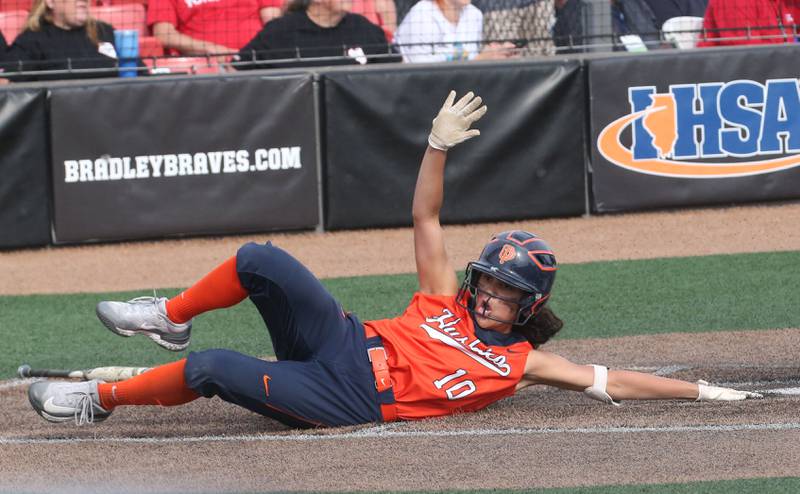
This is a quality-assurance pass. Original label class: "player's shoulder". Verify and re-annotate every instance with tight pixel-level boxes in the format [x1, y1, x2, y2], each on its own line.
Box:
[96, 21, 115, 41]
[462, 3, 483, 20]
[342, 12, 372, 26]
[463, 3, 482, 15]
[341, 13, 386, 37]
[10, 27, 35, 46]
[410, 291, 462, 310]
[262, 10, 306, 33]
[405, 0, 438, 18]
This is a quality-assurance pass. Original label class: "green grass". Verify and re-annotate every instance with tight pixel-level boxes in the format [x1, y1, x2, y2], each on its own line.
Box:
[549, 250, 800, 339]
[2, 251, 798, 379]
[360, 476, 800, 493]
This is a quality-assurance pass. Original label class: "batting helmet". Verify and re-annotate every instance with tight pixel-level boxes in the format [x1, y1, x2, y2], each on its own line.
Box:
[456, 230, 557, 325]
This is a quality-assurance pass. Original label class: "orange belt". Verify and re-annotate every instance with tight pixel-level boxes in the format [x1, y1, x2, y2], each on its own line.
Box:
[364, 325, 398, 422]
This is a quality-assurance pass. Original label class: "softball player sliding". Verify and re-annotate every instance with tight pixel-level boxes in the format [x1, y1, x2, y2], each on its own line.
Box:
[29, 91, 761, 427]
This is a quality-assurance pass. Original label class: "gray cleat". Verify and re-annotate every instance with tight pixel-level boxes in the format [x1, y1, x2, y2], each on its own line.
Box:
[96, 296, 192, 351]
[28, 380, 112, 425]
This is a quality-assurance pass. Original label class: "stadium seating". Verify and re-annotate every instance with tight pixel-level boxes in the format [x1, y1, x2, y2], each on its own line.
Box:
[351, 0, 380, 27]
[106, 0, 147, 5]
[90, 3, 147, 36]
[0, 0, 31, 12]
[350, 0, 393, 40]
[0, 9, 27, 43]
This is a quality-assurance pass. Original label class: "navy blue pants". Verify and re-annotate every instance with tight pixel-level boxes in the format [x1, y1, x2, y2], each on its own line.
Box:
[183, 242, 384, 428]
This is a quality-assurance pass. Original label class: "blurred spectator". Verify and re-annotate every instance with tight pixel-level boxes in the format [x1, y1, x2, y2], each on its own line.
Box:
[6, 0, 122, 80]
[352, 0, 397, 35]
[611, 0, 659, 48]
[472, 0, 555, 56]
[552, 0, 583, 52]
[281, 0, 398, 36]
[554, 0, 664, 52]
[0, 30, 9, 83]
[235, 0, 399, 69]
[395, 0, 416, 24]
[395, 0, 518, 63]
[148, 0, 282, 57]
[698, 0, 798, 47]
[642, 0, 707, 28]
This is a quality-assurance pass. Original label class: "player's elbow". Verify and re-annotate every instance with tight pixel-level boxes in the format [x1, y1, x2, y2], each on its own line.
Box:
[412, 209, 440, 229]
[152, 23, 178, 47]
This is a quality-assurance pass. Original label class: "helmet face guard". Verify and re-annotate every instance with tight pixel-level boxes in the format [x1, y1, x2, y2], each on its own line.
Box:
[456, 231, 557, 327]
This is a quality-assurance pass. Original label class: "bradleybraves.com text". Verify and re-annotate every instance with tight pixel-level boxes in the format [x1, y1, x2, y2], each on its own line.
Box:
[63, 146, 302, 183]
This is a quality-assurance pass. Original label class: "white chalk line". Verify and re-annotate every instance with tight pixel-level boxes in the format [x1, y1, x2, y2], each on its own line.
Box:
[763, 387, 800, 395]
[4, 366, 800, 446]
[4, 422, 800, 446]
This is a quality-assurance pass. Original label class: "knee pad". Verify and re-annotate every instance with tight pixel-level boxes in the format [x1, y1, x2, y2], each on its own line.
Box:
[236, 241, 278, 293]
[236, 241, 275, 270]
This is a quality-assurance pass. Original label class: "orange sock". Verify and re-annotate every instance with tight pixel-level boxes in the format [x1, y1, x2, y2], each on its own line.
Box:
[98, 359, 200, 409]
[166, 256, 248, 324]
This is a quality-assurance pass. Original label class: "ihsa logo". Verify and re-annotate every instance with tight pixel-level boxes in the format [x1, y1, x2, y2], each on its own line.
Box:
[597, 79, 800, 178]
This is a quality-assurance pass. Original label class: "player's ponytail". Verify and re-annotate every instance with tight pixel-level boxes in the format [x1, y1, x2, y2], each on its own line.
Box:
[513, 306, 563, 347]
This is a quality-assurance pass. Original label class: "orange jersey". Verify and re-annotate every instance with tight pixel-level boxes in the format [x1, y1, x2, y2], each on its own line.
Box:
[364, 292, 533, 420]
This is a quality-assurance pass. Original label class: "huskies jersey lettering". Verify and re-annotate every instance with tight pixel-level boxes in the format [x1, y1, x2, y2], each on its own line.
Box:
[364, 292, 532, 420]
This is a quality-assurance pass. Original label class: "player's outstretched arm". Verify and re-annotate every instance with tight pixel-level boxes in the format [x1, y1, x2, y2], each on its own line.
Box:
[519, 349, 762, 403]
[412, 90, 487, 295]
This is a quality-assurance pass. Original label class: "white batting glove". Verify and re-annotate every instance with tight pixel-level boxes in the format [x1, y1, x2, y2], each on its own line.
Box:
[428, 90, 488, 151]
[696, 380, 763, 401]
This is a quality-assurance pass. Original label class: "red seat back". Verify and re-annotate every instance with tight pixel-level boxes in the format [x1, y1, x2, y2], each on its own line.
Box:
[90, 3, 146, 36]
[106, 0, 147, 5]
[0, 9, 28, 43]
[0, 0, 32, 12]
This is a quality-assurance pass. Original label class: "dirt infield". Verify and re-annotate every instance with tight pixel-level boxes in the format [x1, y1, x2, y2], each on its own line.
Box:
[1, 202, 799, 493]
[2, 202, 800, 295]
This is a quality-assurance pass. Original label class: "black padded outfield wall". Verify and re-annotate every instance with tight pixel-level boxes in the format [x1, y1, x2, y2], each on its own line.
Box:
[0, 89, 51, 249]
[323, 61, 587, 230]
[50, 74, 318, 243]
[589, 45, 800, 213]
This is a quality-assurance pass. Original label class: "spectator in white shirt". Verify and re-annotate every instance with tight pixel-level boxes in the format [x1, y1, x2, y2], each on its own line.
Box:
[394, 0, 518, 62]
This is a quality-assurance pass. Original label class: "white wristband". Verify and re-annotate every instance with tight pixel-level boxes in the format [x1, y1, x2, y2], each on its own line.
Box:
[584, 364, 621, 406]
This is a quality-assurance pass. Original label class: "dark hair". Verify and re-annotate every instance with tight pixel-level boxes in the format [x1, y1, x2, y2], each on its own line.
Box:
[287, 0, 311, 11]
[512, 306, 563, 347]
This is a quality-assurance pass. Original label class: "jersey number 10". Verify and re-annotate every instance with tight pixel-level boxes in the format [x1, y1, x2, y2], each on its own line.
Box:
[434, 369, 477, 400]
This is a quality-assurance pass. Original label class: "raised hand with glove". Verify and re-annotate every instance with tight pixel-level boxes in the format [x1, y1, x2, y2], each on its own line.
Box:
[428, 90, 488, 151]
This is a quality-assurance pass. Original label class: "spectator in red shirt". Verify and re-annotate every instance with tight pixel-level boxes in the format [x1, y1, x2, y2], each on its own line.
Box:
[148, 0, 283, 56]
[699, 0, 798, 46]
